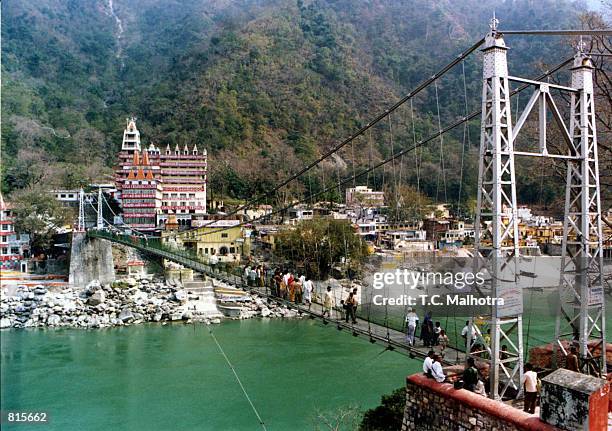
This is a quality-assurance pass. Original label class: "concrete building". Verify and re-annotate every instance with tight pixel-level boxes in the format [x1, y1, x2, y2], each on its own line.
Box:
[51, 189, 81, 206]
[287, 206, 314, 224]
[115, 118, 208, 230]
[345, 185, 385, 208]
[0, 194, 30, 270]
[243, 205, 273, 221]
[177, 219, 247, 262]
[382, 230, 433, 251]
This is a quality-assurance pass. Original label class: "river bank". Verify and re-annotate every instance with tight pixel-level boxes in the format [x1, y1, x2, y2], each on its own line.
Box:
[0, 276, 301, 330]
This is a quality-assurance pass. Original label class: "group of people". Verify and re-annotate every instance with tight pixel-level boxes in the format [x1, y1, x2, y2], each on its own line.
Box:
[243, 265, 265, 287]
[270, 269, 314, 306]
[404, 309, 449, 355]
[268, 270, 360, 324]
[422, 352, 486, 396]
[422, 350, 447, 383]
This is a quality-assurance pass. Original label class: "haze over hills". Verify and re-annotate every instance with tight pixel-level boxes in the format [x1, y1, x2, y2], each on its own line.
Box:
[1, 0, 605, 209]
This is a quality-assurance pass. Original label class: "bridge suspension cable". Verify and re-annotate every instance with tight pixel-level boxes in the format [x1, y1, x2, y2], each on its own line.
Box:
[186, 56, 575, 238]
[182, 37, 487, 231]
[213, 29, 610, 227]
[500, 29, 612, 36]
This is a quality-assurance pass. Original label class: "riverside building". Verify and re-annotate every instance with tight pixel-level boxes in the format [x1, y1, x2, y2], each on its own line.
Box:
[115, 118, 208, 231]
[0, 193, 30, 270]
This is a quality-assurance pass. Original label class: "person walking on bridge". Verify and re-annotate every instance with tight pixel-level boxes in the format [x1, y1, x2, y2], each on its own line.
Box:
[244, 265, 251, 286]
[438, 329, 449, 357]
[273, 270, 282, 297]
[323, 286, 334, 318]
[344, 291, 357, 324]
[303, 277, 313, 309]
[405, 308, 419, 346]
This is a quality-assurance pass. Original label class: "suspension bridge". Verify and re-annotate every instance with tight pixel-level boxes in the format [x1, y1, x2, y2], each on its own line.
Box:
[73, 20, 611, 401]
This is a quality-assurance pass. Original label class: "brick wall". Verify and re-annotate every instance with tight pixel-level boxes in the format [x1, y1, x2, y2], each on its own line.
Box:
[402, 374, 558, 431]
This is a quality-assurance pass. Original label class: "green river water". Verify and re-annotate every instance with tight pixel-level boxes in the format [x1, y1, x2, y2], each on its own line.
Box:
[1, 319, 421, 431]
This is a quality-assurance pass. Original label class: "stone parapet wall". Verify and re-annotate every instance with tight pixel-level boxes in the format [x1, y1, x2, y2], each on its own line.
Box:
[402, 374, 558, 431]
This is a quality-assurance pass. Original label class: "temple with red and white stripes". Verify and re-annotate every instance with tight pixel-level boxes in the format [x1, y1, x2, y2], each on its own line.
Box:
[114, 118, 208, 231]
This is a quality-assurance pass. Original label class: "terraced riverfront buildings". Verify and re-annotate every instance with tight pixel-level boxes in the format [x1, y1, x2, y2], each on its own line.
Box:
[114, 118, 208, 231]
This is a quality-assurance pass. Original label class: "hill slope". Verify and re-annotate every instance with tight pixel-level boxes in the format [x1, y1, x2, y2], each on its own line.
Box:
[1, 0, 595, 207]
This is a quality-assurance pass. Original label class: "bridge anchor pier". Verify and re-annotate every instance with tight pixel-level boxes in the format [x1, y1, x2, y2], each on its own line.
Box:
[69, 232, 116, 288]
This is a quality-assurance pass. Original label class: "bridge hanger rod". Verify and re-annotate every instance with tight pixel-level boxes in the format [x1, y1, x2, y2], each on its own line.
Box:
[501, 29, 612, 36]
[185, 37, 486, 231]
[191, 57, 575, 237]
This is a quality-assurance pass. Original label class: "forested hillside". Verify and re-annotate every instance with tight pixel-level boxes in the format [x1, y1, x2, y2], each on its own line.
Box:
[2, 0, 608, 210]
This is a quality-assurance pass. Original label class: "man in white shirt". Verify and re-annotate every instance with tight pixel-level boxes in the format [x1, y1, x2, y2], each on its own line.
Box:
[461, 320, 476, 347]
[422, 350, 435, 376]
[322, 286, 334, 318]
[405, 308, 419, 346]
[303, 278, 313, 308]
[431, 354, 446, 383]
[521, 363, 539, 414]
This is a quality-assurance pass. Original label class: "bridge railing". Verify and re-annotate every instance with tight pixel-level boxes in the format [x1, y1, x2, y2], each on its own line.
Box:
[88, 229, 468, 351]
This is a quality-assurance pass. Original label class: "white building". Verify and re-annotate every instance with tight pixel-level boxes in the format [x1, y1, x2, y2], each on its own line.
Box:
[345, 185, 385, 208]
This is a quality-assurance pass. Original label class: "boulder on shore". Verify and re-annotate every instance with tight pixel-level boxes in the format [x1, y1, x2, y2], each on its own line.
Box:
[118, 308, 134, 322]
[87, 291, 106, 306]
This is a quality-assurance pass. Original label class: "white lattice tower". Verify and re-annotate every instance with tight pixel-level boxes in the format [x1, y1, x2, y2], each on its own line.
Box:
[97, 187, 104, 230]
[471, 22, 523, 400]
[77, 188, 86, 232]
[555, 47, 607, 376]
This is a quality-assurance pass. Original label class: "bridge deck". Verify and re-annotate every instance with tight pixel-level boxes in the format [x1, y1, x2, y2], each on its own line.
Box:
[88, 230, 467, 365]
[211, 274, 467, 365]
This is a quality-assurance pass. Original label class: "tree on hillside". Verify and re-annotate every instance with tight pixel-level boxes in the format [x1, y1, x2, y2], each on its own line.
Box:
[9, 185, 73, 252]
[274, 218, 368, 279]
[384, 184, 431, 222]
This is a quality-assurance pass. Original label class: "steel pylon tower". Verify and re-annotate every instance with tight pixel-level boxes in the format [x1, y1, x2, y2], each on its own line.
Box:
[555, 44, 607, 376]
[77, 188, 86, 232]
[471, 18, 523, 400]
[97, 188, 104, 230]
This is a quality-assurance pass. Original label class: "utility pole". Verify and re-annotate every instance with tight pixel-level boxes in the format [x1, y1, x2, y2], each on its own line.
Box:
[472, 16, 523, 400]
[555, 42, 607, 376]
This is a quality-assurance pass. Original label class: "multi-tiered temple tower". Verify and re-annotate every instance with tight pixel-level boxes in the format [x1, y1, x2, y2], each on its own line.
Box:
[115, 118, 208, 231]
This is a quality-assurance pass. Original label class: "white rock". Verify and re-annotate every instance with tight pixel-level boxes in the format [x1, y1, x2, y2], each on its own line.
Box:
[0, 318, 12, 329]
[47, 315, 61, 326]
[260, 307, 271, 317]
[173, 290, 187, 302]
[132, 290, 148, 305]
[87, 280, 101, 291]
